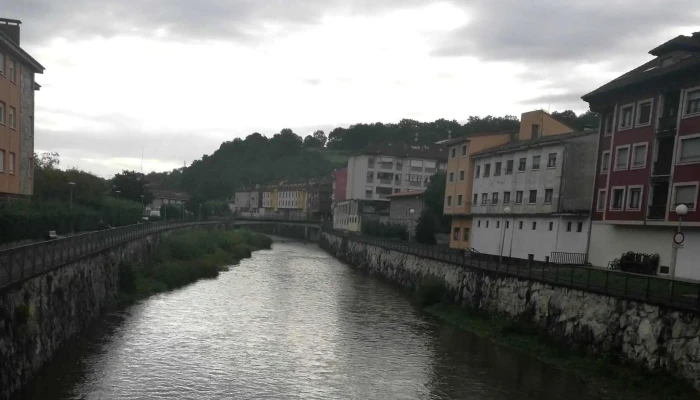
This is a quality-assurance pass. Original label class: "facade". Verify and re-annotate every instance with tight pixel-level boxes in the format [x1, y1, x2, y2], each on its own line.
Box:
[331, 167, 347, 209]
[147, 189, 189, 217]
[443, 110, 576, 250]
[0, 19, 44, 199]
[345, 143, 447, 201]
[387, 190, 425, 239]
[234, 179, 331, 219]
[333, 199, 389, 232]
[469, 131, 598, 261]
[582, 31, 700, 280]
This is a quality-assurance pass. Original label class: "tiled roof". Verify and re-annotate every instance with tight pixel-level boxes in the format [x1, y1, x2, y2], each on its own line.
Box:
[471, 130, 596, 158]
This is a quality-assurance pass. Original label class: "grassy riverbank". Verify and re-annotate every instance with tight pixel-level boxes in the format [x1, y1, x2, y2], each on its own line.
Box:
[118, 229, 272, 302]
[414, 281, 698, 400]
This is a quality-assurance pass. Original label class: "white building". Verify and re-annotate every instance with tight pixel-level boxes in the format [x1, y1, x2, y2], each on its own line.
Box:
[468, 131, 598, 262]
[333, 199, 390, 232]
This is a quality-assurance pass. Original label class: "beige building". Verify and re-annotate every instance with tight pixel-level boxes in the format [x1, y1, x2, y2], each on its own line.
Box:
[443, 110, 575, 249]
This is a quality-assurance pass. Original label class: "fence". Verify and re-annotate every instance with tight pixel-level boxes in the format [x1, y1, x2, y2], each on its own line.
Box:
[550, 252, 587, 265]
[327, 230, 700, 313]
[0, 220, 221, 289]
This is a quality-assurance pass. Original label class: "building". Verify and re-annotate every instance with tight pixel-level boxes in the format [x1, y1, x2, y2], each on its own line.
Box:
[345, 142, 447, 201]
[443, 110, 575, 250]
[0, 19, 44, 199]
[147, 189, 189, 217]
[387, 190, 425, 239]
[582, 31, 700, 280]
[331, 167, 347, 209]
[234, 179, 331, 219]
[333, 199, 390, 232]
[469, 130, 598, 260]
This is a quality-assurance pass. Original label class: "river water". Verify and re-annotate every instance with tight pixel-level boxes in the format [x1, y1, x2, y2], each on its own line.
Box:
[16, 241, 599, 400]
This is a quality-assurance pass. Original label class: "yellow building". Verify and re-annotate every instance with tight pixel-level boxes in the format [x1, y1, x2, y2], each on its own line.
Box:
[443, 110, 575, 249]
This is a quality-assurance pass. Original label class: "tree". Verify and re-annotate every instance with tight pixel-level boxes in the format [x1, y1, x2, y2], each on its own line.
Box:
[111, 170, 152, 204]
[312, 130, 327, 147]
[423, 172, 450, 233]
[34, 151, 60, 171]
[303, 135, 324, 148]
[414, 210, 437, 244]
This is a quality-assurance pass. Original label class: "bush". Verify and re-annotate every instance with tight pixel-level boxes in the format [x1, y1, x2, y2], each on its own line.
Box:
[361, 219, 408, 240]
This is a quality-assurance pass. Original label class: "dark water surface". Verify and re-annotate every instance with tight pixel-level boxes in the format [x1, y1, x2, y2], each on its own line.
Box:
[16, 241, 599, 400]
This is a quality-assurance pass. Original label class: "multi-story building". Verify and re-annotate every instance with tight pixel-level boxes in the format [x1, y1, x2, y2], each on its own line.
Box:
[234, 179, 331, 219]
[442, 110, 575, 250]
[469, 130, 597, 260]
[582, 31, 700, 280]
[331, 167, 347, 210]
[0, 19, 44, 199]
[345, 143, 447, 201]
[333, 199, 390, 232]
[147, 188, 189, 217]
[387, 190, 425, 239]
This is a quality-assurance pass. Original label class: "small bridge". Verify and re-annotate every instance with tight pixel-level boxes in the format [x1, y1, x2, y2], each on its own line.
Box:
[231, 216, 323, 241]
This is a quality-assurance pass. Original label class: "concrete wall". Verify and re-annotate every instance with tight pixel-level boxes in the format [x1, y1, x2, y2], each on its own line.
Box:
[560, 133, 598, 212]
[321, 231, 700, 392]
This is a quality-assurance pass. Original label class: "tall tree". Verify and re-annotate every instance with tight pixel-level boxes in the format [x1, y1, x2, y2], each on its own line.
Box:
[111, 170, 152, 203]
[312, 130, 327, 147]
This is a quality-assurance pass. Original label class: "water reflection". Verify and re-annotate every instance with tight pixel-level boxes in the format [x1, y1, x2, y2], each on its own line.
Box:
[16, 241, 596, 400]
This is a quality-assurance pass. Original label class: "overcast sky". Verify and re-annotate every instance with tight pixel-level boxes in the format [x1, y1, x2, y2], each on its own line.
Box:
[7, 1, 700, 177]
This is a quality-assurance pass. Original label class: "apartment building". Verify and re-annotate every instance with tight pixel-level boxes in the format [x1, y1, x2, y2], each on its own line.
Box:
[0, 19, 44, 198]
[387, 190, 425, 239]
[331, 167, 347, 210]
[333, 198, 389, 232]
[443, 110, 575, 250]
[582, 31, 700, 280]
[469, 131, 597, 260]
[234, 179, 331, 219]
[345, 143, 447, 201]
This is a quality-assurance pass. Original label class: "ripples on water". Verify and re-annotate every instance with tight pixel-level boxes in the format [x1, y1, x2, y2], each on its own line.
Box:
[16, 241, 597, 400]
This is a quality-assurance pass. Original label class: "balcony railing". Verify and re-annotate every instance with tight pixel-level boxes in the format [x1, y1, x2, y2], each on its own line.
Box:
[379, 163, 394, 170]
[652, 159, 672, 176]
[379, 178, 393, 184]
[657, 116, 678, 136]
[647, 204, 667, 220]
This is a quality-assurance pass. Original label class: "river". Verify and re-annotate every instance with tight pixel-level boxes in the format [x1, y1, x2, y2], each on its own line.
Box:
[15, 240, 599, 400]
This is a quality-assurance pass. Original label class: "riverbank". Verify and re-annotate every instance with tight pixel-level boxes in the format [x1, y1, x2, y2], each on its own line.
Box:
[117, 228, 272, 303]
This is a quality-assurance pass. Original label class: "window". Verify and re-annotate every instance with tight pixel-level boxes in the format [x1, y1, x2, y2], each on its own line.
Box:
[478, 220, 481, 227]
[366, 171, 374, 182]
[597, 190, 607, 212]
[481, 193, 487, 205]
[503, 192, 511, 204]
[685, 89, 700, 116]
[619, 104, 634, 129]
[453, 227, 460, 240]
[518, 221, 523, 230]
[459, 170, 465, 181]
[451, 148, 456, 158]
[0, 101, 4, 125]
[8, 59, 15, 82]
[518, 158, 526, 172]
[673, 184, 698, 210]
[0, 149, 4, 172]
[515, 191, 523, 204]
[678, 135, 700, 164]
[476, 165, 481, 178]
[484, 164, 491, 177]
[614, 145, 630, 171]
[566, 222, 572, 232]
[368, 157, 375, 168]
[547, 153, 557, 168]
[544, 189, 553, 204]
[532, 221, 537, 230]
[577, 222, 583, 233]
[505, 220, 510, 229]
[506, 160, 514, 175]
[8, 106, 15, 129]
[611, 187, 625, 210]
[446, 196, 452, 206]
[365, 186, 373, 198]
[636, 100, 652, 126]
[473, 193, 478, 204]
[463, 228, 469, 241]
[486, 220, 489, 228]
[457, 195, 463, 206]
[548, 221, 553, 231]
[631, 143, 647, 169]
[496, 220, 500, 229]
[461, 145, 467, 156]
[494, 162, 502, 176]
[600, 151, 611, 174]
[531, 124, 540, 138]
[449, 172, 454, 182]
[627, 186, 642, 210]
[492, 192, 499, 204]
[8, 152, 15, 174]
[603, 113, 614, 136]
[528, 190, 537, 204]
[532, 155, 541, 170]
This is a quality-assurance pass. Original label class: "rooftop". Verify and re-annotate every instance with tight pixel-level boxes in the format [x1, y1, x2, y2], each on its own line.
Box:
[0, 18, 45, 74]
[356, 142, 448, 161]
[386, 190, 425, 199]
[471, 130, 596, 158]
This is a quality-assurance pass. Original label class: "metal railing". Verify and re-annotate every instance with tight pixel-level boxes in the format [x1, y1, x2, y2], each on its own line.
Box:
[550, 252, 586, 265]
[0, 220, 220, 289]
[326, 230, 700, 313]
[647, 205, 667, 220]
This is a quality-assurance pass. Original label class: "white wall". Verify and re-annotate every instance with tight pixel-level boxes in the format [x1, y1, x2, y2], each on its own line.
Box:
[471, 216, 589, 261]
[588, 224, 700, 280]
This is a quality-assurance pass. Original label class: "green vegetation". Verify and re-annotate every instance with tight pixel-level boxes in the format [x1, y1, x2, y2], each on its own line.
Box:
[361, 219, 408, 240]
[414, 171, 449, 244]
[410, 279, 698, 400]
[117, 229, 272, 302]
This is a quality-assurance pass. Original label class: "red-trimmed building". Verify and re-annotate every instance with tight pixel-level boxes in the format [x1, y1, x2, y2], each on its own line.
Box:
[582, 31, 700, 280]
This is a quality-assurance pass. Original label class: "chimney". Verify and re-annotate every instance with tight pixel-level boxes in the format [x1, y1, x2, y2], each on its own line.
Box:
[0, 18, 21, 45]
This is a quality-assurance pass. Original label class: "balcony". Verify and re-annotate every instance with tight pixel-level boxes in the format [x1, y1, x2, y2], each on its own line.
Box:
[651, 159, 672, 177]
[656, 116, 677, 137]
[647, 204, 667, 220]
[379, 162, 394, 170]
[410, 166, 423, 172]
[409, 181, 422, 187]
[379, 178, 393, 185]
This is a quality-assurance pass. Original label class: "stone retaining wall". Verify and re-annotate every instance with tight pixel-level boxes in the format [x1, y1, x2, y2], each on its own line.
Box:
[320, 232, 700, 391]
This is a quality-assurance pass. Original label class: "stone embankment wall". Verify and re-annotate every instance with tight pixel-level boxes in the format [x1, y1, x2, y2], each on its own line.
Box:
[0, 231, 169, 400]
[320, 232, 700, 391]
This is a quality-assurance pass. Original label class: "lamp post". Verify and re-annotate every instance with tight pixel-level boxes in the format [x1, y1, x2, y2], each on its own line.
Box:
[115, 190, 121, 200]
[68, 182, 76, 210]
[669, 204, 688, 279]
[499, 206, 511, 266]
[182, 201, 186, 222]
[409, 208, 415, 241]
[198, 203, 202, 221]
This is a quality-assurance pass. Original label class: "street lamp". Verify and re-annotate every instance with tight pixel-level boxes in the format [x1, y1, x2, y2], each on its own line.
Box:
[182, 201, 186, 221]
[68, 182, 76, 210]
[199, 203, 202, 221]
[409, 208, 415, 241]
[669, 204, 688, 279]
[115, 190, 121, 200]
[500, 206, 512, 266]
